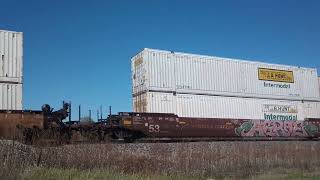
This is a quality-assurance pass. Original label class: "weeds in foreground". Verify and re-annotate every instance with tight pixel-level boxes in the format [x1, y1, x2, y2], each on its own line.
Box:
[20, 167, 320, 180]
[1, 140, 320, 179]
[22, 167, 202, 180]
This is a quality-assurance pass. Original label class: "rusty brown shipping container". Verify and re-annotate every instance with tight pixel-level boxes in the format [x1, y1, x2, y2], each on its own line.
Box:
[0, 110, 44, 139]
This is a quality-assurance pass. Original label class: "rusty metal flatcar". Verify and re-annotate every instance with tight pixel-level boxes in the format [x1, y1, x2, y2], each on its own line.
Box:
[109, 112, 320, 141]
[0, 103, 70, 143]
[0, 110, 43, 139]
[1, 107, 320, 144]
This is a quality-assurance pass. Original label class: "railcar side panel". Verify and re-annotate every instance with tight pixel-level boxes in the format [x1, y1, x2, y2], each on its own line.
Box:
[0, 111, 44, 138]
[121, 113, 320, 139]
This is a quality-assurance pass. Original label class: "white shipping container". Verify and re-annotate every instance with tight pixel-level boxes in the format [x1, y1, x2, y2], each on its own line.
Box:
[133, 92, 320, 120]
[0, 30, 23, 83]
[0, 83, 22, 110]
[319, 77, 320, 95]
[132, 48, 320, 101]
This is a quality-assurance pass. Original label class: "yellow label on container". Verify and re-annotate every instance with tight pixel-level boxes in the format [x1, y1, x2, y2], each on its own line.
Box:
[258, 68, 294, 83]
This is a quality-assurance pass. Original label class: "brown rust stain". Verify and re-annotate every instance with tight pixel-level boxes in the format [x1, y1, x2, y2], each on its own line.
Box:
[0, 111, 44, 138]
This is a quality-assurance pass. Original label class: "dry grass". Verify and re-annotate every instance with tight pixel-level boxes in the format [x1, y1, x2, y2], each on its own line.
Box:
[0, 140, 38, 179]
[18, 167, 320, 180]
[21, 167, 202, 180]
[1, 140, 320, 179]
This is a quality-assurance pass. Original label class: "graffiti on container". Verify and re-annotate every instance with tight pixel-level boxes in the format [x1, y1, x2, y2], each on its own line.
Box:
[235, 120, 318, 137]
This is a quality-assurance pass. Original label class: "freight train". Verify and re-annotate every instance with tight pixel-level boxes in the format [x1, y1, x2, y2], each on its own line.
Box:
[2, 30, 319, 144]
[0, 102, 319, 145]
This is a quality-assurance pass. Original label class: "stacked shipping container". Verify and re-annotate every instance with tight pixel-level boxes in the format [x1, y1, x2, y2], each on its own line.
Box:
[0, 30, 23, 110]
[319, 77, 320, 95]
[132, 48, 320, 120]
[133, 92, 320, 120]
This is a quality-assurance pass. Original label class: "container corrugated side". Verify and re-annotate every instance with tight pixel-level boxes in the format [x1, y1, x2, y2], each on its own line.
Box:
[133, 92, 147, 112]
[319, 77, 320, 95]
[132, 48, 319, 101]
[0, 30, 23, 83]
[0, 83, 22, 110]
[133, 91, 320, 120]
[132, 51, 147, 96]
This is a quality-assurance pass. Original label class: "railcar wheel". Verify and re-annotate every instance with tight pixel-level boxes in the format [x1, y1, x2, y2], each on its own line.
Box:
[112, 129, 136, 142]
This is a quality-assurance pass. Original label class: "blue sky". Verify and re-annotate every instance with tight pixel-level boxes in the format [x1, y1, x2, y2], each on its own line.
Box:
[0, 0, 319, 120]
